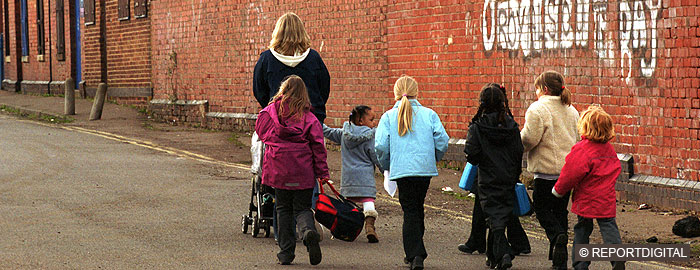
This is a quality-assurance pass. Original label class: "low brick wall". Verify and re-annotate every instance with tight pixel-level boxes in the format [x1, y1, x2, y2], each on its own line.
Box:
[205, 112, 257, 132]
[2, 80, 78, 96]
[2, 80, 19, 92]
[617, 177, 700, 212]
[148, 98, 700, 212]
[148, 99, 256, 131]
[148, 99, 208, 128]
[19, 81, 66, 95]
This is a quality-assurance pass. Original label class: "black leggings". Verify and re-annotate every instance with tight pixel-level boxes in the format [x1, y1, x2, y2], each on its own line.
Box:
[532, 178, 570, 260]
[397, 177, 431, 261]
[465, 189, 531, 253]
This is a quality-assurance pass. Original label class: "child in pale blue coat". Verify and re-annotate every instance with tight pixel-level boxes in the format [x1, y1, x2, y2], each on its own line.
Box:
[375, 75, 449, 270]
[323, 105, 382, 243]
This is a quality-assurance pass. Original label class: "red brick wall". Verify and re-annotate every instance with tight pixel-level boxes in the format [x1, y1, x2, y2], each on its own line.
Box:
[151, 0, 699, 181]
[82, 0, 150, 89]
[150, 1, 389, 126]
[4, 0, 72, 84]
[387, 1, 477, 136]
[461, 0, 699, 181]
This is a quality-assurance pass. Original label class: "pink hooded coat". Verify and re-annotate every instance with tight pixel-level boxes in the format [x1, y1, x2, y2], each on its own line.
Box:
[255, 99, 330, 190]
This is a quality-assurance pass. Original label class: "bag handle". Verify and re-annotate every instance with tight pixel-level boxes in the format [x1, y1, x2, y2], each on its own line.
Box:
[317, 178, 341, 197]
[317, 179, 361, 209]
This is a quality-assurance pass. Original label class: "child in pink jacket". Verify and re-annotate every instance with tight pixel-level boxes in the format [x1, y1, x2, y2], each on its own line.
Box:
[255, 75, 330, 266]
[552, 106, 624, 270]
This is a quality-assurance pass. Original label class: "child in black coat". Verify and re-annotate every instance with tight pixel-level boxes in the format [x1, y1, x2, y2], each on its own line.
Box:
[465, 83, 525, 270]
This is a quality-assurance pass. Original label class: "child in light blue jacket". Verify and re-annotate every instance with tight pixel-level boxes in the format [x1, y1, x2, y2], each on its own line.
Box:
[322, 105, 382, 243]
[375, 75, 449, 270]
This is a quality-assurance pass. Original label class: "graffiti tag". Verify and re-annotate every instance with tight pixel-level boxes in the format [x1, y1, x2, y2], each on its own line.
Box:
[480, 0, 661, 79]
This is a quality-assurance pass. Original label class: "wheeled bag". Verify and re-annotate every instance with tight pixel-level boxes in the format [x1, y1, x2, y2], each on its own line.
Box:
[314, 180, 365, 242]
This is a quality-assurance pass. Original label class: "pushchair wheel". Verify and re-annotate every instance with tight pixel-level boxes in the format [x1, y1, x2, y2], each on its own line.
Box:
[241, 215, 250, 234]
[252, 215, 261, 237]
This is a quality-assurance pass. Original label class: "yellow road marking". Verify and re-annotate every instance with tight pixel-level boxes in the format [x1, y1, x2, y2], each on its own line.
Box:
[17, 118, 693, 270]
[19, 119, 249, 171]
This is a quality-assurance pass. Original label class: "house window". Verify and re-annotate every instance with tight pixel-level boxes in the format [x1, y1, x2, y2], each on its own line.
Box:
[20, 0, 29, 60]
[56, 0, 65, 61]
[134, 0, 147, 18]
[84, 0, 94, 25]
[118, 0, 129, 20]
[36, 0, 45, 57]
[4, 0, 9, 60]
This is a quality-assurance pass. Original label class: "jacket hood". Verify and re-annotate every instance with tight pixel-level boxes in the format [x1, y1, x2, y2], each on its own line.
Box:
[475, 112, 520, 143]
[341, 122, 375, 149]
[267, 99, 307, 142]
[270, 48, 310, 67]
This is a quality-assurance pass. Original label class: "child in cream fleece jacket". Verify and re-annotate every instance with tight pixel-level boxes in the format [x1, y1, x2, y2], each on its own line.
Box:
[520, 71, 579, 270]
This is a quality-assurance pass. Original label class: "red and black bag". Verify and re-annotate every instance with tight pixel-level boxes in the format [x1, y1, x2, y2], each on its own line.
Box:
[313, 180, 365, 242]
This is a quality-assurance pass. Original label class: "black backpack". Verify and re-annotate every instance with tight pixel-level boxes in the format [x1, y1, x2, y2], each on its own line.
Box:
[314, 181, 365, 242]
[673, 216, 700, 238]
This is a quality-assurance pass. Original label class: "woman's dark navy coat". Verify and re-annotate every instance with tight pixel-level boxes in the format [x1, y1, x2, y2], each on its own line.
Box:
[253, 49, 331, 124]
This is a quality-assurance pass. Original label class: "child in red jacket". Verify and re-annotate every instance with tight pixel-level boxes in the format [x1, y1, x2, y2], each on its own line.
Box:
[552, 106, 624, 270]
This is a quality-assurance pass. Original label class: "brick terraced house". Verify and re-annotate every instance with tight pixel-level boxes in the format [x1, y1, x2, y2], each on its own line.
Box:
[1, 0, 151, 103]
[2, 0, 82, 94]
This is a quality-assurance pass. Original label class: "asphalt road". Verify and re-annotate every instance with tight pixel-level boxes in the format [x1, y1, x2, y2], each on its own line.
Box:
[0, 115, 687, 269]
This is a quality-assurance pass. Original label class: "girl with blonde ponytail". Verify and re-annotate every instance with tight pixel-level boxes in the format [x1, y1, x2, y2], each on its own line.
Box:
[375, 75, 449, 270]
[394, 75, 418, 136]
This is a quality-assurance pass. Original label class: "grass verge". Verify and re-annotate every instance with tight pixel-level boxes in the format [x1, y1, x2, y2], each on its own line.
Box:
[0, 105, 74, 124]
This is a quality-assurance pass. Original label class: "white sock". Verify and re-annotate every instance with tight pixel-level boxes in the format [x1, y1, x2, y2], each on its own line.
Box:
[363, 201, 375, 212]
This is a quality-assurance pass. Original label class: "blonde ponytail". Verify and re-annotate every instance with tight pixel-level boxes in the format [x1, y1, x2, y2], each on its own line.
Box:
[398, 95, 413, 136]
[393, 75, 419, 136]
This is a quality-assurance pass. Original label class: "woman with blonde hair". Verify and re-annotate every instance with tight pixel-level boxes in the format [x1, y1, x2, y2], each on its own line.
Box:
[375, 75, 449, 270]
[253, 12, 331, 124]
[252, 12, 331, 245]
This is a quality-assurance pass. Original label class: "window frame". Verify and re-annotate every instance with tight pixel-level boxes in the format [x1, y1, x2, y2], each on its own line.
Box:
[56, 0, 65, 61]
[84, 0, 95, 25]
[4, 0, 10, 60]
[118, 0, 129, 21]
[36, 0, 45, 58]
[20, 0, 29, 60]
[134, 0, 146, 18]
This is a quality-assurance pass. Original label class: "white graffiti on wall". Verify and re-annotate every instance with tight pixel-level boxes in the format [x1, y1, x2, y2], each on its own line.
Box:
[480, 0, 661, 78]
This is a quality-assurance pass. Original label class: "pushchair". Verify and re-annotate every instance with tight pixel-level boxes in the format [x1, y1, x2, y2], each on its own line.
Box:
[240, 132, 274, 238]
